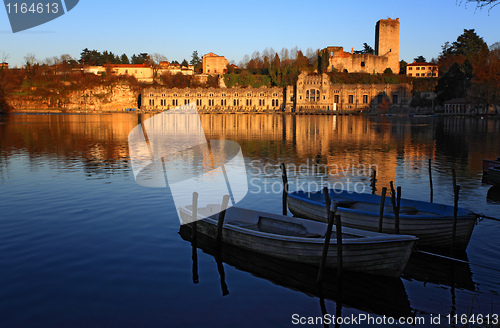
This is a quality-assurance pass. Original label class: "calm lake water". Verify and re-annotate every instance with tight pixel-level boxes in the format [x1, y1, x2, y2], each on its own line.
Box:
[1, 113, 499, 327]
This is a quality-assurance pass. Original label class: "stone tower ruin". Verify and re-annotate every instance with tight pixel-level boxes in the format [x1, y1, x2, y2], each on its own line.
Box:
[375, 18, 400, 74]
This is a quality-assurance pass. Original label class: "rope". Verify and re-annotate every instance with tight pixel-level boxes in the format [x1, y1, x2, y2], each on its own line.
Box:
[477, 213, 500, 222]
[415, 249, 500, 273]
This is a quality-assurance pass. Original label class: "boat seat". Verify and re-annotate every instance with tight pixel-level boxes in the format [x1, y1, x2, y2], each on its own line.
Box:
[332, 197, 357, 208]
[255, 216, 321, 238]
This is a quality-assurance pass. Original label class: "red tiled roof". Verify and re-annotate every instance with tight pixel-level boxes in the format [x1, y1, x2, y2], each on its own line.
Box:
[407, 62, 437, 66]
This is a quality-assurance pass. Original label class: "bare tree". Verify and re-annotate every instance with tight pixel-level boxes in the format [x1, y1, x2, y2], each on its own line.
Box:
[462, 0, 500, 9]
[149, 53, 168, 78]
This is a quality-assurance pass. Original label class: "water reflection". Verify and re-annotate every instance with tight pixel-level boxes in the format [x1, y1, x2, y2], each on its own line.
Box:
[179, 224, 413, 319]
[487, 185, 500, 204]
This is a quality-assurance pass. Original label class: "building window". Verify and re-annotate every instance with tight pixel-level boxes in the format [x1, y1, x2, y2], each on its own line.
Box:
[208, 99, 214, 106]
[416, 73, 420, 77]
[246, 99, 252, 106]
[221, 99, 227, 106]
[306, 89, 320, 102]
[392, 95, 398, 104]
[377, 95, 383, 104]
[196, 99, 202, 106]
[416, 67, 420, 70]
[172, 99, 178, 106]
[334, 95, 339, 103]
[233, 99, 239, 106]
[408, 73, 412, 77]
[348, 95, 354, 104]
[259, 99, 265, 106]
[361, 61, 365, 67]
[363, 95, 368, 104]
[184, 99, 189, 105]
[408, 67, 412, 70]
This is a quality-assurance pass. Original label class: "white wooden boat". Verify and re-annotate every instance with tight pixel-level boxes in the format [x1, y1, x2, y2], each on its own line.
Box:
[179, 205, 417, 278]
[287, 189, 477, 250]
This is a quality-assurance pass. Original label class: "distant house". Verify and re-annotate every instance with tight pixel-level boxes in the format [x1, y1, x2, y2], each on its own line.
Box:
[202, 52, 228, 75]
[158, 61, 194, 76]
[406, 62, 438, 78]
[0, 62, 8, 69]
[104, 64, 153, 82]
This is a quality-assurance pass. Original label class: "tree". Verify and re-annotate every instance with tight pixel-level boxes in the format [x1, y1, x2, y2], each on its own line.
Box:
[414, 55, 426, 63]
[354, 43, 374, 54]
[465, 0, 500, 9]
[149, 53, 167, 78]
[441, 29, 488, 59]
[120, 54, 130, 64]
[435, 60, 473, 103]
[190, 51, 201, 66]
[399, 60, 407, 74]
[181, 59, 189, 67]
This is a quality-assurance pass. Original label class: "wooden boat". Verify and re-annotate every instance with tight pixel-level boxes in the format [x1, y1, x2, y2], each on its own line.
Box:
[487, 167, 500, 185]
[179, 224, 414, 318]
[179, 205, 417, 278]
[482, 157, 500, 173]
[287, 189, 477, 250]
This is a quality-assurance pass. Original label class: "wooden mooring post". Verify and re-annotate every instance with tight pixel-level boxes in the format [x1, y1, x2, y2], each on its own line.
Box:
[378, 187, 387, 233]
[451, 185, 460, 255]
[390, 181, 401, 234]
[371, 169, 377, 195]
[215, 195, 231, 246]
[335, 214, 343, 278]
[191, 192, 198, 241]
[429, 159, 434, 203]
[317, 187, 337, 283]
[280, 163, 289, 216]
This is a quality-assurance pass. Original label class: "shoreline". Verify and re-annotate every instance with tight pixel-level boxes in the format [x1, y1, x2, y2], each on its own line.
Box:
[6, 108, 500, 117]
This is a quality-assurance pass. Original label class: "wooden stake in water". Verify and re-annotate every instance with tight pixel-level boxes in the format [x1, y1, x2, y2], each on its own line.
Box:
[191, 192, 198, 241]
[280, 163, 289, 216]
[317, 187, 335, 283]
[335, 214, 343, 278]
[395, 186, 401, 234]
[429, 159, 433, 203]
[378, 187, 387, 233]
[371, 169, 377, 195]
[215, 195, 231, 246]
[451, 185, 460, 255]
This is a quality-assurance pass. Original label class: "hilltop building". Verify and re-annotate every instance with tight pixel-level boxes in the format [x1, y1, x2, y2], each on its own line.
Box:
[0, 62, 8, 69]
[202, 52, 229, 75]
[406, 62, 438, 78]
[325, 18, 400, 74]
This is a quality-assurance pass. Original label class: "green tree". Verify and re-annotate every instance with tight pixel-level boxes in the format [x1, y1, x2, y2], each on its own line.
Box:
[190, 51, 201, 66]
[414, 55, 426, 63]
[120, 54, 130, 64]
[399, 60, 407, 74]
[435, 60, 473, 103]
[354, 43, 375, 54]
[441, 29, 488, 59]
[181, 59, 189, 67]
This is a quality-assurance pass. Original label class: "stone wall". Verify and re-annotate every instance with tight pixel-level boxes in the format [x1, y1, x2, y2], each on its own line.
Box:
[142, 86, 285, 112]
[294, 72, 411, 112]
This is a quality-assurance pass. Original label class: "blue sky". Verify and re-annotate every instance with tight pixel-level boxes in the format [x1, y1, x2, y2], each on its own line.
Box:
[1, 0, 499, 67]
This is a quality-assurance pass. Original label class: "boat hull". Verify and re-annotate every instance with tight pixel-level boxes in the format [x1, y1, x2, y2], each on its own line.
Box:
[179, 206, 416, 278]
[487, 167, 500, 185]
[287, 190, 477, 251]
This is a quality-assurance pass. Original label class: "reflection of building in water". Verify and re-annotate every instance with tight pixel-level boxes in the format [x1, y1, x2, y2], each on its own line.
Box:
[200, 114, 439, 191]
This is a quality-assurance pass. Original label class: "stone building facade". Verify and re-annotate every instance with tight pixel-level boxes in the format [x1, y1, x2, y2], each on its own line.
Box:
[142, 86, 284, 112]
[141, 71, 411, 113]
[291, 72, 411, 112]
[326, 18, 400, 74]
[406, 62, 438, 78]
[202, 52, 229, 75]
